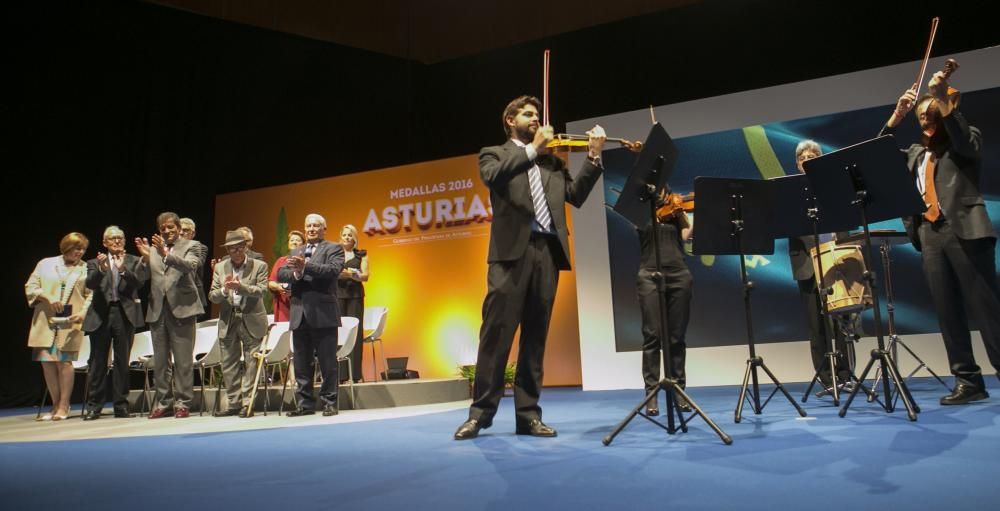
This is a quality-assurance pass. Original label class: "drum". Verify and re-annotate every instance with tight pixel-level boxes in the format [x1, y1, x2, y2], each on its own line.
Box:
[810, 241, 873, 315]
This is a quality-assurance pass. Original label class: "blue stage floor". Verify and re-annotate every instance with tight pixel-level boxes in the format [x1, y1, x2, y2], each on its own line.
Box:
[2, 377, 998, 510]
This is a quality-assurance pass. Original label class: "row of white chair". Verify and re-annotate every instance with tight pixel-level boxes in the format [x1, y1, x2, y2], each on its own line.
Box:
[40, 307, 390, 417]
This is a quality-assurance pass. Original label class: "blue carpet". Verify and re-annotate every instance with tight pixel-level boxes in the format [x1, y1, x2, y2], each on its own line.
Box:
[2, 378, 998, 510]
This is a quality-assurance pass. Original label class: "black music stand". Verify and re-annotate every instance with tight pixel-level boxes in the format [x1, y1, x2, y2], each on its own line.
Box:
[602, 123, 732, 446]
[769, 174, 864, 406]
[803, 135, 925, 420]
[693, 177, 807, 423]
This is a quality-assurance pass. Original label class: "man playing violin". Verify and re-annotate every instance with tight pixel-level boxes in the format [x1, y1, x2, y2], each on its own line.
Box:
[881, 70, 1000, 404]
[637, 188, 694, 415]
[454, 95, 605, 439]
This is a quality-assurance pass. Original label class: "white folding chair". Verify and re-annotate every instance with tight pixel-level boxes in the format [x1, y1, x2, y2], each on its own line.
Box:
[193, 323, 222, 416]
[36, 335, 92, 420]
[128, 330, 155, 415]
[362, 306, 389, 381]
[337, 317, 360, 408]
[253, 321, 290, 415]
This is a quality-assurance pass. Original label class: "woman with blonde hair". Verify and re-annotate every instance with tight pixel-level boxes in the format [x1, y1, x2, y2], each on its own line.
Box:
[338, 224, 369, 382]
[25, 232, 93, 421]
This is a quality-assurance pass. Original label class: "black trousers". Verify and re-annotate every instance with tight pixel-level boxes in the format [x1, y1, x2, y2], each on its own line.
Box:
[292, 321, 339, 410]
[337, 297, 364, 381]
[470, 234, 559, 425]
[797, 278, 851, 385]
[86, 305, 135, 411]
[919, 220, 1000, 388]
[637, 268, 691, 392]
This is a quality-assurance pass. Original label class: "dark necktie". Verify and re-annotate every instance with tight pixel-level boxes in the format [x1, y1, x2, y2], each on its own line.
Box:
[304, 244, 315, 260]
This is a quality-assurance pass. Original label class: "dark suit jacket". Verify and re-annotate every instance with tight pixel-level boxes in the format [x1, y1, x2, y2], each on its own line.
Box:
[881, 110, 994, 251]
[83, 253, 149, 332]
[276, 239, 344, 330]
[479, 140, 603, 270]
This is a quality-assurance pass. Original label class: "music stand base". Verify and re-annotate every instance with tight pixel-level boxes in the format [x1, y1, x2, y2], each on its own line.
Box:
[603, 378, 732, 446]
[839, 349, 918, 421]
[735, 357, 808, 423]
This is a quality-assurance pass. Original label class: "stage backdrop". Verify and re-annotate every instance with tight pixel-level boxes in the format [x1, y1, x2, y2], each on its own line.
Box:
[570, 46, 1000, 390]
[214, 155, 584, 385]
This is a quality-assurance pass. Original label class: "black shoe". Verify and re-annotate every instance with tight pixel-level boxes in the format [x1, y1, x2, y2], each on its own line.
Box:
[285, 408, 315, 417]
[214, 408, 241, 417]
[82, 409, 101, 421]
[515, 419, 557, 437]
[238, 406, 251, 418]
[674, 393, 693, 413]
[322, 404, 339, 416]
[940, 384, 989, 405]
[454, 418, 490, 440]
[113, 407, 134, 418]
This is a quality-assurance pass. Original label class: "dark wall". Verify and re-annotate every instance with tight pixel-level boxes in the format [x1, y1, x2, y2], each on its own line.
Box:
[4, 0, 995, 406]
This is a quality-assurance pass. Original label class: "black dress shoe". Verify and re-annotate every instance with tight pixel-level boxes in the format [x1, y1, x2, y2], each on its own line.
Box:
[674, 393, 693, 413]
[113, 408, 134, 418]
[322, 404, 339, 416]
[515, 419, 557, 437]
[238, 406, 251, 418]
[940, 384, 989, 405]
[285, 409, 315, 417]
[82, 410, 101, 421]
[213, 408, 241, 417]
[454, 418, 490, 440]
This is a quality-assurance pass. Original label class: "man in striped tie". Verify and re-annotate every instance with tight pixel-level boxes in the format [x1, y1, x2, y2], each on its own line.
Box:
[880, 70, 1000, 405]
[455, 95, 606, 440]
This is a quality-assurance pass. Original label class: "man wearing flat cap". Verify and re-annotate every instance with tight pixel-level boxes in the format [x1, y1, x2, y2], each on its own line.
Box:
[209, 230, 270, 417]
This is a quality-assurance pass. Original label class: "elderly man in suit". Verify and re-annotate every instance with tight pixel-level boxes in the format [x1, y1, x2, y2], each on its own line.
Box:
[454, 95, 605, 440]
[136, 211, 205, 418]
[82, 226, 149, 420]
[179, 217, 209, 309]
[209, 230, 270, 418]
[278, 213, 344, 417]
[881, 70, 1000, 404]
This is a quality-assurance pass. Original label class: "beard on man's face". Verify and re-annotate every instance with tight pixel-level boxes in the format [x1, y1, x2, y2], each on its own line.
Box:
[514, 123, 537, 141]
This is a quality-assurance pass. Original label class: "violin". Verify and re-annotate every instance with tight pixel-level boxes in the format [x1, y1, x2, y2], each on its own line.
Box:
[546, 134, 643, 153]
[655, 192, 695, 221]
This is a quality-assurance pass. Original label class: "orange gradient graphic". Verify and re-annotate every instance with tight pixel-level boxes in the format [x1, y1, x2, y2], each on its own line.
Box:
[214, 154, 583, 385]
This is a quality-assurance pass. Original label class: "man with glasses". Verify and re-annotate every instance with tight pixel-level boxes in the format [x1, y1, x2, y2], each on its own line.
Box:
[82, 226, 149, 420]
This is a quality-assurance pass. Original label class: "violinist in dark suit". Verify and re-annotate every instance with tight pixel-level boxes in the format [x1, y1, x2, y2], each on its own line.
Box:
[880, 70, 1000, 404]
[82, 226, 149, 420]
[454, 95, 605, 440]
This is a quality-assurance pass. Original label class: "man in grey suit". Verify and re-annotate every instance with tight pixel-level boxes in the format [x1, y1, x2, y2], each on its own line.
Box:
[209, 230, 270, 418]
[179, 217, 209, 309]
[455, 95, 605, 440]
[881, 70, 1000, 404]
[136, 211, 206, 418]
[278, 213, 344, 417]
[82, 225, 149, 420]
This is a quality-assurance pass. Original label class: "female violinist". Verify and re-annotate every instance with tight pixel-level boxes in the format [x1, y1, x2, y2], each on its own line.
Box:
[636, 186, 693, 415]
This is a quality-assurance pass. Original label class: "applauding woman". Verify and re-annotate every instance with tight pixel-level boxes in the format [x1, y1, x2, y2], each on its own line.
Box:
[25, 233, 93, 421]
[338, 224, 369, 383]
[268, 230, 304, 322]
